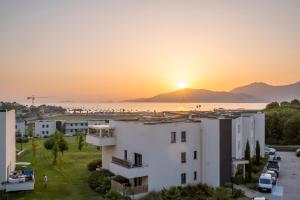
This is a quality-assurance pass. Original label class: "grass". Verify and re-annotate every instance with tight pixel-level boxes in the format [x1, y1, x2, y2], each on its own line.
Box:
[8, 137, 103, 200]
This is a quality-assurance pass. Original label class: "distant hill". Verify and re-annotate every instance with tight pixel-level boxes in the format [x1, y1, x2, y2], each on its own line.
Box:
[125, 88, 265, 103]
[231, 81, 300, 102]
[125, 81, 300, 103]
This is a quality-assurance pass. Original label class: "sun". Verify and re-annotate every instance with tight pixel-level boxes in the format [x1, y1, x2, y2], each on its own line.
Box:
[176, 81, 188, 89]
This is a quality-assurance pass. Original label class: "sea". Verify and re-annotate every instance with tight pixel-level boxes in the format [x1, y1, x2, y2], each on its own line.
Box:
[32, 102, 267, 113]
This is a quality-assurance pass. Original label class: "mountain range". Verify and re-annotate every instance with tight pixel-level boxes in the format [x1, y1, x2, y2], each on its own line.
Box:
[125, 81, 300, 103]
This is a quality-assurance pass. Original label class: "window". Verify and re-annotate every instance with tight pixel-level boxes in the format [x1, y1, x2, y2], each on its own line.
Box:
[193, 151, 197, 160]
[194, 171, 197, 180]
[46, 124, 49, 128]
[75, 123, 78, 126]
[70, 123, 73, 126]
[42, 131, 44, 134]
[85, 123, 88, 126]
[46, 131, 49, 134]
[124, 150, 127, 160]
[181, 173, 186, 184]
[181, 152, 186, 163]
[42, 125, 45, 128]
[81, 123, 84, 126]
[181, 131, 186, 142]
[70, 130, 73, 132]
[171, 132, 176, 143]
[134, 177, 142, 186]
[134, 153, 143, 167]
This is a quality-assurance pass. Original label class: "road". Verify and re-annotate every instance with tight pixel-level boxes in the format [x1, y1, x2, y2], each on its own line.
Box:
[235, 152, 300, 200]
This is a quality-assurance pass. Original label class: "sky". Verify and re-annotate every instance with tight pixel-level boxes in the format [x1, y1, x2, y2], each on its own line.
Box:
[0, 0, 300, 102]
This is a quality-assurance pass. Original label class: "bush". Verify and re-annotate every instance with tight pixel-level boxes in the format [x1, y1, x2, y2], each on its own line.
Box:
[113, 175, 130, 186]
[16, 137, 29, 143]
[87, 170, 115, 196]
[104, 189, 130, 200]
[232, 188, 244, 198]
[87, 159, 102, 171]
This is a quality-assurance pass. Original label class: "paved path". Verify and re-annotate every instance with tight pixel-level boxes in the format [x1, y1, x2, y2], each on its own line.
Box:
[235, 152, 300, 200]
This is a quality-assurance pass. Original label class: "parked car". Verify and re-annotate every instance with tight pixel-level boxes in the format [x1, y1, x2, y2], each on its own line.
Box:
[265, 170, 277, 185]
[266, 161, 280, 177]
[258, 173, 273, 193]
[264, 147, 276, 155]
[296, 149, 300, 157]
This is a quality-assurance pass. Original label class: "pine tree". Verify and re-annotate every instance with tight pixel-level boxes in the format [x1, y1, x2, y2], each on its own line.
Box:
[244, 140, 252, 182]
[255, 140, 260, 165]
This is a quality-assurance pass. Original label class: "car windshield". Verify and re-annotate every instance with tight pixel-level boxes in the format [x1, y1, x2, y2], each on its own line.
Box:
[269, 152, 275, 155]
[260, 178, 271, 184]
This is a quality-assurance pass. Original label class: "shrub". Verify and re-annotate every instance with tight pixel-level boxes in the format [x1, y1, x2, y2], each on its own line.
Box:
[140, 191, 161, 200]
[113, 175, 130, 186]
[104, 189, 130, 200]
[232, 188, 244, 198]
[16, 137, 29, 143]
[87, 159, 102, 171]
[87, 170, 115, 196]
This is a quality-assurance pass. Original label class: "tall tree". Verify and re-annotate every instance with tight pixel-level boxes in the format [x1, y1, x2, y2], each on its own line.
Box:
[78, 133, 84, 151]
[255, 140, 260, 165]
[244, 140, 252, 182]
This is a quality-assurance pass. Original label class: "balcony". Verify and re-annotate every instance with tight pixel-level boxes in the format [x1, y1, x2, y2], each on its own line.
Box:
[110, 157, 149, 179]
[5, 169, 35, 192]
[86, 125, 116, 146]
[86, 134, 116, 146]
[111, 179, 148, 195]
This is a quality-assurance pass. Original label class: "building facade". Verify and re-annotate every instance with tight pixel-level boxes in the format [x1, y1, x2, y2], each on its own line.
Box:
[64, 120, 107, 136]
[86, 111, 265, 197]
[0, 110, 16, 187]
[16, 121, 26, 136]
[34, 120, 63, 137]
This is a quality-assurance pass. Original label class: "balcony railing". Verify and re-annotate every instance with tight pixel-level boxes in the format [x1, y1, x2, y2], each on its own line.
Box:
[111, 180, 148, 195]
[112, 156, 146, 169]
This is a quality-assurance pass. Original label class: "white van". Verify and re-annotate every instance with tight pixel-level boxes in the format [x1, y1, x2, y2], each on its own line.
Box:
[258, 173, 273, 193]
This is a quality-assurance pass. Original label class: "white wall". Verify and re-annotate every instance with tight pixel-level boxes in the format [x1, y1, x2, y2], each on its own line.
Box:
[232, 117, 243, 159]
[108, 120, 203, 191]
[16, 121, 26, 136]
[199, 118, 220, 187]
[35, 121, 56, 137]
[0, 110, 16, 185]
[254, 113, 265, 157]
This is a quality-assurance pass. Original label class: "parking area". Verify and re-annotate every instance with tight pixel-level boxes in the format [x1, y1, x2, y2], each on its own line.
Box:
[254, 152, 300, 200]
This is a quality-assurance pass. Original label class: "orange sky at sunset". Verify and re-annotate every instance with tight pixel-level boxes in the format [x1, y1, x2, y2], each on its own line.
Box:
[1, 1, 300, 102]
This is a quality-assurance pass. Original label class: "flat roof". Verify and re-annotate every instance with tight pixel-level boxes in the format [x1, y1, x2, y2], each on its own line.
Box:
[88, 124, 113, 129]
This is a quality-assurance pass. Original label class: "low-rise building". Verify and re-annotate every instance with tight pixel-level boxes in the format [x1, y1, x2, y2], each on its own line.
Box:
[16, 121, 26, 136]
[34, 120, 63, 137]
[0, 110, 16, 187]
[86, 110, 265, 197]
[64, 120, 107, 136]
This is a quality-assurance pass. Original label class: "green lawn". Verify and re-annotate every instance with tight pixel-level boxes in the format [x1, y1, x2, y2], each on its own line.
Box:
[9, 137, 103, 200]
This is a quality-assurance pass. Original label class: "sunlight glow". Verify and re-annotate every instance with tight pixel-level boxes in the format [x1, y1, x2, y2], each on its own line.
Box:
[176, 81, 188, 89]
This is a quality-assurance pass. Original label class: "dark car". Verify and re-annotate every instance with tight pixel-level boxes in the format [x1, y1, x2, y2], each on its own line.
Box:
[296, 149, 300, 157]
[267, 161, 280, 177]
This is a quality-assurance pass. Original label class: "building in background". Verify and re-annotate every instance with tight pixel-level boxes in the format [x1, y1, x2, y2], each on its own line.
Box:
[0, 110, 16, 187]
[64, 120, 107, 136]
[86, 110, 265, 198]
[34, 120, 63, 137]
[16, 120, 26, 136]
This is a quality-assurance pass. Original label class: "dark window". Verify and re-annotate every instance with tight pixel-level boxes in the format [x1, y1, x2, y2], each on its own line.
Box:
[181, 173, 186, 184]
[181, 152, 186, 163]
[81, 123, 84, 126]
[70, 123, 73, 126]
[181, 131, 186, 142]
[46, 125, 49, 128]
[42, 125, 45, 128]
[134, 177, 142, 186]
[46, 131, 49, 134]
[194, 171, 197, 180]
[75, 123, 78, 126]
[42, 131, 44, 134]
[124, 150, 127, 160]
[85, 123, 88, 126]
[171, 132, 176, 143]
[70, 130, 73, 132]
[194, 151, 197, 160]
[134, 153, 143, 167]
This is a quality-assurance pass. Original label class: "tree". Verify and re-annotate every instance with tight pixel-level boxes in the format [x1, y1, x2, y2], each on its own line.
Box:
[255, 140, 260, 165]
[78, 133, 84, 151]
[43, 130, 68, 165]
[26, 126, 34, 137]
[266, 102, 280, 110]
[291, 99, 300, 105]
[244, 140, 252, 182]
[284, 115, 300, 145]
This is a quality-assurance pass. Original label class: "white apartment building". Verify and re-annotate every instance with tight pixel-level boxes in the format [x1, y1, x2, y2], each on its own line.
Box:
[34, 120, 63, 137]
[16, 121, 26, 136]
[64, 120, 107, 136]
[86, 111, 265, 198]
[0, 110, 16, 187]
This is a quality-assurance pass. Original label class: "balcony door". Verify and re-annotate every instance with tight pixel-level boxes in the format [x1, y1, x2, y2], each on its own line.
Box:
[134, 153, 142, 167]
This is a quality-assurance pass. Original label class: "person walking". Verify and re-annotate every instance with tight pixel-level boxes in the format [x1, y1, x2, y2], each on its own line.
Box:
[43, 175, 48, 188]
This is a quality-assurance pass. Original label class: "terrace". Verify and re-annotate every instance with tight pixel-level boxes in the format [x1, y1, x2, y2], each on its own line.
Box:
[86, 125, 116, 146]
[5, 168, 35, 192]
